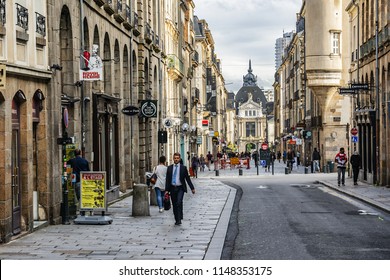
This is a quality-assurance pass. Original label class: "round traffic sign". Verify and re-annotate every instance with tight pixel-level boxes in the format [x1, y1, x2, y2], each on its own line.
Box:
[351, 127, 358, 135]
[261, 143, 268, 150]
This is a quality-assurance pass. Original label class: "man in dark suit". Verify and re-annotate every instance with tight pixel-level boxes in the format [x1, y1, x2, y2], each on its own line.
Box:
[165, 152, 196, 225]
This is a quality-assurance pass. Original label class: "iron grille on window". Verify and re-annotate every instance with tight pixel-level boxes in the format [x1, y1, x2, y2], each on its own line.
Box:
[125, 4, 131, 22]
[35, 12, 45, 36]
[0, 0, 5, 26]
[133, 12, 139, 28]
[16, 3, 28, 30]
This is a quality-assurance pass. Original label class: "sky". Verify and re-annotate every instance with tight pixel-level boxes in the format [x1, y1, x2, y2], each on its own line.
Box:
[193, 0, 302, 93]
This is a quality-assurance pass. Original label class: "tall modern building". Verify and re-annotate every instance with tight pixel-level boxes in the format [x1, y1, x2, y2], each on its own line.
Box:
[275, 31, 294, 70]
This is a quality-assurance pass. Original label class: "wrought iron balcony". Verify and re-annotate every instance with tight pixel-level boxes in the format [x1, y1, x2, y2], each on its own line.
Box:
[133, 12, 140, 36]
[35, 12, 46, 36]
[167, 54, 184, 81]
[103, 0, 114, 15]
[16, 3, 28, 30]
[144, 22, 152, 44]
[114, 0, 125, 23]
[123, 4, 133, 30]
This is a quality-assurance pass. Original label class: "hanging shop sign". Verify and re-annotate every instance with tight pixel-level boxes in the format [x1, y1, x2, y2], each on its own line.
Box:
[122, 105, 140, 116]
[80, 44, 103, 81]
[140, 100, 158, 118]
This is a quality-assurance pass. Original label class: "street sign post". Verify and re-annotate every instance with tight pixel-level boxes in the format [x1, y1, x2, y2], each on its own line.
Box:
[351, 127, 358, 135]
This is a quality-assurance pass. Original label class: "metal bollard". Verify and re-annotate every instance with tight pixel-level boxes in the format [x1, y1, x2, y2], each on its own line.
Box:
[285, 167, 289, 174]
[305, 167, 308, 174]
[215, 170, 219, 176]
[239, 169, 243, 176]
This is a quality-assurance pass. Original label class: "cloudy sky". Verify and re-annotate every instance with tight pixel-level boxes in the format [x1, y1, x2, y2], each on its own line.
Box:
[193, 0, 302, 93]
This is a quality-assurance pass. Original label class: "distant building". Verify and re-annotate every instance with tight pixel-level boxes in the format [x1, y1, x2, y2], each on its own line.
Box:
[234, 61, 269, 152]
[275, 31, 294, 71]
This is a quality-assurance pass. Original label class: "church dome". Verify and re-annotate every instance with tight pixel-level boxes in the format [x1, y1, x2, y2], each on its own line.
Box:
[235, 60, 267, 106]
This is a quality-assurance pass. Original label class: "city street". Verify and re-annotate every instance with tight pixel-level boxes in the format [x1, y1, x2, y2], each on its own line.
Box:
[0, 160, 390, 260]
[220, 175, 390, 259]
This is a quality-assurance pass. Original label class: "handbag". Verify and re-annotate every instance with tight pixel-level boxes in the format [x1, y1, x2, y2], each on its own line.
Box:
[164, 192, 171, 210]
[150, 173, 157, 185]
[150, 167, 157, 185]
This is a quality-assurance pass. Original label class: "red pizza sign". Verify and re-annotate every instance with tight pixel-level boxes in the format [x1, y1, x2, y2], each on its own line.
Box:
[202, 119, 209, 127]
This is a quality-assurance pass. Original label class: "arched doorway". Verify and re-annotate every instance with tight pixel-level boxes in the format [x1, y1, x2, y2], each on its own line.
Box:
[11, 90, 26, 234]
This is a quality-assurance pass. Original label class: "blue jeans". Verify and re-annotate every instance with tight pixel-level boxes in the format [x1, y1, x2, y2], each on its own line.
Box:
[154, 188, 164, 209]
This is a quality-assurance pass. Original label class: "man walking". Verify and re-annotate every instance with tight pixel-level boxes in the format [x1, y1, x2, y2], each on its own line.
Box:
[165, 153, 195, 225]
[312, 148, 321, 172]
[67, 149, 90, 201]
[335, 147, 348, 186]
[350, 151, 361, 185]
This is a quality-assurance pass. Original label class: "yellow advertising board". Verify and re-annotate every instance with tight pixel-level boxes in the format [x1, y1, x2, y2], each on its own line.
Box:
[80, 171, 106, 211]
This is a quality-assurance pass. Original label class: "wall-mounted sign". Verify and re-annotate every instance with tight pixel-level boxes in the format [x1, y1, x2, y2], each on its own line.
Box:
[140, 100, 157, 118]
[202, 119, 209, 127]
[122, 105, 140, 116]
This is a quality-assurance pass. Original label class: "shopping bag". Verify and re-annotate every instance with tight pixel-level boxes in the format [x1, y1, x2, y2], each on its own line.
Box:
[164, 192, 171, 210]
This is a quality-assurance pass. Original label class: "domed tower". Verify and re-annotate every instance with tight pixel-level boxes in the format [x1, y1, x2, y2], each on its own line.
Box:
[235, 60, 267, 109]
[234, 61, 269, 152]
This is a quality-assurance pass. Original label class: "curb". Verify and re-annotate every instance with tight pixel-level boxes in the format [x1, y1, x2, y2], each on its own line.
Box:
[318, 180, 390, 214]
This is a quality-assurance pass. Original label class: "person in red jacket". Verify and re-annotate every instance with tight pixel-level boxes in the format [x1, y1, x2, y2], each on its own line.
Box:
[335, 147, 348, 186]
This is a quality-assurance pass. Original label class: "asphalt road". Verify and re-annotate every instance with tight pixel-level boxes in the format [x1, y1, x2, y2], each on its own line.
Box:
[220, 174, 390, 260]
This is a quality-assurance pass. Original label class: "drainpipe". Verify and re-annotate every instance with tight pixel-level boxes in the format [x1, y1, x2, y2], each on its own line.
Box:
[374, 0, 379, 184]
[79, 0, 85, 155]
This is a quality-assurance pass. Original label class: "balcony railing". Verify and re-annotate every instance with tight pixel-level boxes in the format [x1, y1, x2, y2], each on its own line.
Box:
[117, 0, 122, 12]
[0, 0, 5, 26]
[133, 12, 140, 36]
[35, 12, 46, 36]
[16, 3, 28, 30]
[167, 54, 184, 79]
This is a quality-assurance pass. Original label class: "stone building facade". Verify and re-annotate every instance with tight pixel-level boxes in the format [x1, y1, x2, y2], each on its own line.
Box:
[0, 0, 51, 242]
[0, 0, 229, 243]
[346, 0, 389, 185]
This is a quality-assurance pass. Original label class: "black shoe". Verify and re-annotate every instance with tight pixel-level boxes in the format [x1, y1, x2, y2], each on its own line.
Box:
[175, 221, 182, 225]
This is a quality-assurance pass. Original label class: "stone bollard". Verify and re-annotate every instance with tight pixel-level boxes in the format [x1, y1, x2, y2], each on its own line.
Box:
[132, 184, 150, 216]
[239, 169, 243, 176]
[149, 186, 157, 206]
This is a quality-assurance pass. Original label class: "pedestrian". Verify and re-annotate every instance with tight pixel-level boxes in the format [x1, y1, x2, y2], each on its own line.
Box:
[282, 150, 287, 164]
[350, 151, 361, 185]
[191, 154, 199, 178]
[206, 151, 213, 171]
[335, 147, 348, 186]
[296, 151, 301, 167]
[199, 154, 206, 172]
[312, 148, 321, 172]
[152, 155, 168, 213]
[165, 152, 196, 225]
[286, 148, 295, 171]
[277, 151, 281, 163]
[67, 149, 90, 202]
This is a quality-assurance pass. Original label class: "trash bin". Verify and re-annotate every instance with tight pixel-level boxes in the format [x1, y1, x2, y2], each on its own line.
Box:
[328, 161, 334, 172]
